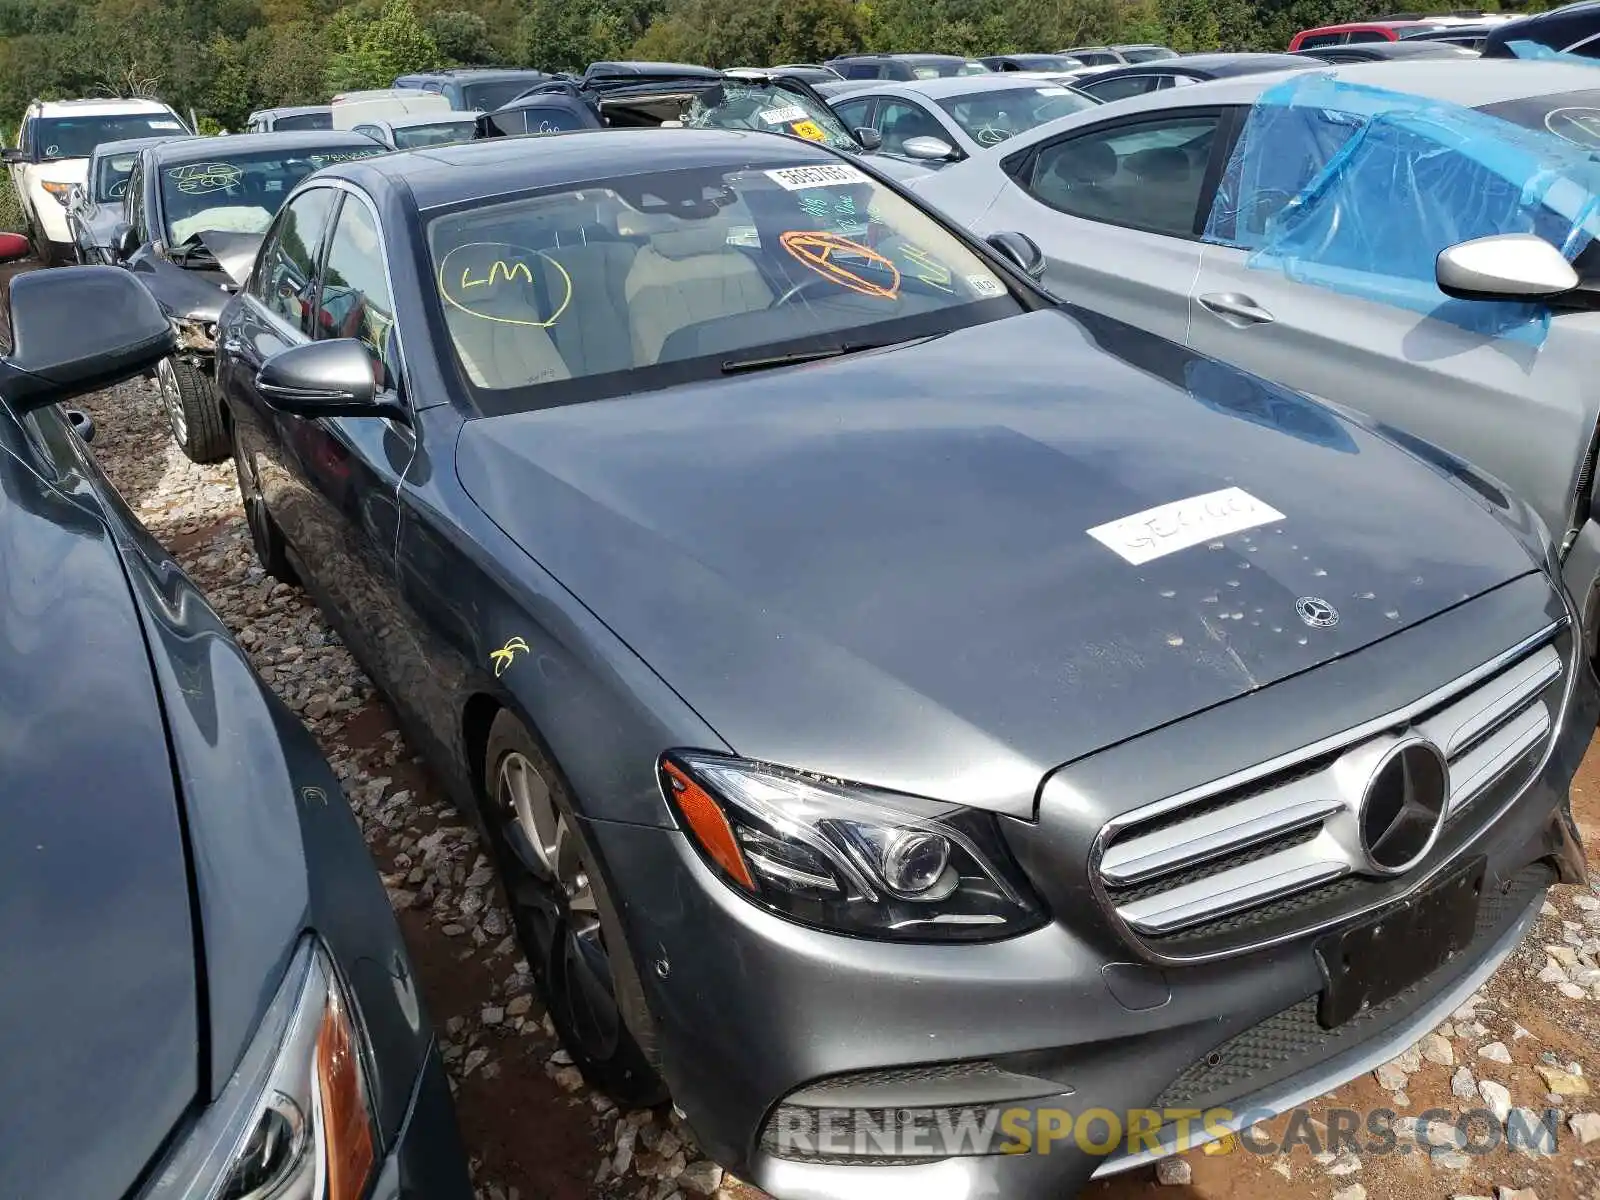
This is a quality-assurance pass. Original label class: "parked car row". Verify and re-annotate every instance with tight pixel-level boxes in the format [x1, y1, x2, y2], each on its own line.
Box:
[4, 37, 1599, 1200]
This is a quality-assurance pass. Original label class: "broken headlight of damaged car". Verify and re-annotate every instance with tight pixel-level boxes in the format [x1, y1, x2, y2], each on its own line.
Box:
[662, 753, 1045, 939]
[146, 941, 375, 1200]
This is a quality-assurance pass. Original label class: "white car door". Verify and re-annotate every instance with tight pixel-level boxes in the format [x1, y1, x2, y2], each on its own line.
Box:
[1186, 96, 1600, 552]
[956, 106, 1233, 343]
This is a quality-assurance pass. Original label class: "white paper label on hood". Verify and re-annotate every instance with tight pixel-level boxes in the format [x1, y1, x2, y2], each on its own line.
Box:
[1087, 487, 1285, 565]
[765, 164, 868, 190]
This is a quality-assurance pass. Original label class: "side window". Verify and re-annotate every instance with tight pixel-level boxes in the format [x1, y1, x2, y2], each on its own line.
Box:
[125, 162, 144, 239]
[252, 187, 339, 335]
[844, 63, 878, 79]
[832, 98, 873, 132]
[315, 197, 397, 388]
[520, 106, 588, 135]
[1297, 33, 1342, 48]
[16, 116, 30, 156]
[1023, 114, 1223, 237]
[1207, 106, 1362, 246]
[1082, 75, 1160, 102]
[877, 99, 948, 156]
[1345, 29, 1387, 43]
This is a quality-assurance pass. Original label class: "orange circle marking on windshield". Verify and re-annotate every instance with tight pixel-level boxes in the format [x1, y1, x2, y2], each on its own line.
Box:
[779, 230, 900, 299]
[436, 241, 572, 328]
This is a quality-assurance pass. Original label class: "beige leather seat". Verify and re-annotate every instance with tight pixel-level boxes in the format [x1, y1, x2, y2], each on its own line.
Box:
[621, 212, 773, 365]
[438, 243, 572, 390]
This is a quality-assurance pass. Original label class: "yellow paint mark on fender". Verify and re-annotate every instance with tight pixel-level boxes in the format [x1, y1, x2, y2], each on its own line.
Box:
[491, 636, 530, 677]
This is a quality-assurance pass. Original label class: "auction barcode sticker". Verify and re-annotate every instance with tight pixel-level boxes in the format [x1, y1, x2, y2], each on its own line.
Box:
[765, 163, 869, 191]
[1086, 487, 1285, 565]
[759, 105, 810, 125]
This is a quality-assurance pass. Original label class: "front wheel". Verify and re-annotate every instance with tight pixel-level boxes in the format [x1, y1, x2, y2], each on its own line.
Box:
[486, 711, 667, 1108]
[232, 419, 299, 586]
[158, 355, 229, 463]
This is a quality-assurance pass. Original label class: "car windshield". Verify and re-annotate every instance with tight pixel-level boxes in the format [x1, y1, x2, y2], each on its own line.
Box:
[464, 79, 543, 110]
[94, 151, 142, 202]
[392, 118, 480, 149]
[35, 113, 186, 160]
[1015, 55, 1085, 70]
[1122, 47, 1178, 61]
[683, 82, 860, 151]
[159, 146, 386, 245]
[273, 111, 332, 131]
[426, 160, 1022, 409]
[936, 85, 1100, 146]
[1476, 89, 1600, 149]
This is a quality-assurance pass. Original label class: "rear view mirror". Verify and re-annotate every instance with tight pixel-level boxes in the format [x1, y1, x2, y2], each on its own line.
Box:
[114, 224, 141, 261]
[1, 146, 31, 165]
[0, 266, 175, 412]
[1436, 233, 1580, 302]
[987, 230, 1046, 282]
[256, 338, 406, 421]
[901, 135, 957, 162]
[854, 127, 883, 151]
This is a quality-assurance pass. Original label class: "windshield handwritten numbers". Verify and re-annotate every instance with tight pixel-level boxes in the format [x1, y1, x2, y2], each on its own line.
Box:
[799, 191, 860, 231]
[171, 162, 243, 196]
[898, 244, 955, 294]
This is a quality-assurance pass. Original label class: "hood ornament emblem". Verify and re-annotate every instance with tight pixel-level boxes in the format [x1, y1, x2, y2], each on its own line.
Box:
[1296, 596, 1339, 628]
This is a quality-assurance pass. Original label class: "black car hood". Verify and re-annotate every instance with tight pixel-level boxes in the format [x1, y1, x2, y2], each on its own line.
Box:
[131, 231, 264, 321]
[0, 451, 196, 1197]
[456, 308, 1540, 817]
[193, 229, 266, 289]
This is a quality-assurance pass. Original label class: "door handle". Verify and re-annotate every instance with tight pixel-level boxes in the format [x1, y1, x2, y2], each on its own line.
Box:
[1198, 292, 1275, 328]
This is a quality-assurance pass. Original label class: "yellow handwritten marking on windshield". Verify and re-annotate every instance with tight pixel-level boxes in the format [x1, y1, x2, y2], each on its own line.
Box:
[780, 229, 901, 299]
[491, 636, 530, 677]
[790, 120, 826, 142]
[462, 259, 533, 289]
[436, 241, 572, 328]
[899, 243, 954, 293]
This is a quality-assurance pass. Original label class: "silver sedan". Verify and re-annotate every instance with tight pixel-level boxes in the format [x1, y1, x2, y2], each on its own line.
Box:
[826, 74, 1101, 174]
[912, 58, 1600, 652]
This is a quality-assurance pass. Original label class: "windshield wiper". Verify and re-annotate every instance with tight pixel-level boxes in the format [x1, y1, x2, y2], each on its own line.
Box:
[721, 341, 893, 375]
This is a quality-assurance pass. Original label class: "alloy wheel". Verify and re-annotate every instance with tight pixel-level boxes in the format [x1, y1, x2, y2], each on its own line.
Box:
[157, 358, 188, 445]
[496, 750, 622, 1059]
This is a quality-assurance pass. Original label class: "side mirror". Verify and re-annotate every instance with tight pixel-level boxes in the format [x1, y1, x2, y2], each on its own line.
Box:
[256, 338, 403, 420]
[114, 223, 141, 262]
[987, 230, 1046, 282]
[901, 135, 958, 162]
[0, 231, 30, 264]
[1436, 233, 1581, 302]
[0, 266, 175, 412]
[1, 146, 31, 165]
[854, 126, 883, 151]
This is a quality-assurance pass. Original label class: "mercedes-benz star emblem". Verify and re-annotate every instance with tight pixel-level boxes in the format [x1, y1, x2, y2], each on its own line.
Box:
[1295, 596, 1339, 628]
[1358, 738, 1449, 875]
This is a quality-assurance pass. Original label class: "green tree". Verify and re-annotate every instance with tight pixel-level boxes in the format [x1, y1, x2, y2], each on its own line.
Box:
[325, 0, 438, 91]
[427, 8, 494, 62]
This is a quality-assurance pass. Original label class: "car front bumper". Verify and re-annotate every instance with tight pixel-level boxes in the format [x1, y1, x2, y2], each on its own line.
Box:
[585, 606, 1596, 1199]
[370, 1044, 475, 1200]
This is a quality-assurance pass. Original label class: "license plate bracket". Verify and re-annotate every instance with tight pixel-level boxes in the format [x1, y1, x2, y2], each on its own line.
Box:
[1314, 857, 1485, 1029]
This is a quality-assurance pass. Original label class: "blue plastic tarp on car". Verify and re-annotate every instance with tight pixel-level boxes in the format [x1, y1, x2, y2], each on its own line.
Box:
[1202, 73, 1600, 344]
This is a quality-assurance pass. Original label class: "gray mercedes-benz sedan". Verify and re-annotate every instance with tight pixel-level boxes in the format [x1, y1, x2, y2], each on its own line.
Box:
[210, 128, 1594, 1198]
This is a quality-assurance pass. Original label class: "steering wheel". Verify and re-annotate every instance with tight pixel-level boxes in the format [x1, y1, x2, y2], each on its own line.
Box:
[772, 274, 848, 307]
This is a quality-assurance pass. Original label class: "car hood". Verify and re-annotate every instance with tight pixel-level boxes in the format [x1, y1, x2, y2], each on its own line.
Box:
[456, 307, 1540, 818]
[0, 452, 196, 1197]
[131, 250, 237, 323]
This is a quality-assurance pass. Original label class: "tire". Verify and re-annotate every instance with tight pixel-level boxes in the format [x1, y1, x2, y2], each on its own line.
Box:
[24, 208, 58, 267]
[485, 711, 668, 1108]
[157, 355, 229, 463]
[232, 419, 300, 586]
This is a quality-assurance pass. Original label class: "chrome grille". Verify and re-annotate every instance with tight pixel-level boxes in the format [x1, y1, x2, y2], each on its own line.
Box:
[1097, 633, 1564, 952]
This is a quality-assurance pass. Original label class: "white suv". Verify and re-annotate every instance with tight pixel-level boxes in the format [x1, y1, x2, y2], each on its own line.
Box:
[5, 98, 187, 265]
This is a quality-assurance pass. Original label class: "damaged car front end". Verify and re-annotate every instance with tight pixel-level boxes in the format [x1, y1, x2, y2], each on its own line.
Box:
[115, 131, 387, 461]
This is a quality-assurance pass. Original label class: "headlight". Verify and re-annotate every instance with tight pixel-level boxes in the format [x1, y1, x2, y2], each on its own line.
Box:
[145, 940, 376, 1200]
[41, 180, 71, 206]
[661, 753, 1046, 941]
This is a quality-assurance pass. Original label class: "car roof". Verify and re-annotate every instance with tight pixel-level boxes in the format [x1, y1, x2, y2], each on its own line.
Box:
[341, 127, 843, 210]
[383, 111, 481, 128]
[249, 105, 332, 119]
[92, 134, 187, 157]
[848, 73, 1081, 98]
[1093, 52, 1314, 76]
[1055, 57, 1600, 115]
[34, 97, 175, 116]
[1302, 39, 1480, 57]
[830, 52, 975, 62]
[401, 68, 546, 81]
[150, 130, 385, 164]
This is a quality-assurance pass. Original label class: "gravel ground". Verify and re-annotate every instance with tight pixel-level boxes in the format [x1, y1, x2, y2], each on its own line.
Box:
[79, 373, 1600, 1200]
